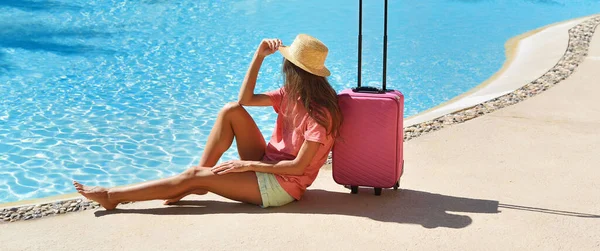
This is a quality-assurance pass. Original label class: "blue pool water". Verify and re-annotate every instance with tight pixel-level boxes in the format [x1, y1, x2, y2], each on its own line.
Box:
[1, 0, 599, 203]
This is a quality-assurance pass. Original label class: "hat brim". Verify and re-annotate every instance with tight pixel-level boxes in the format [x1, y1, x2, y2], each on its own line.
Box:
[278, 46, 331, 77]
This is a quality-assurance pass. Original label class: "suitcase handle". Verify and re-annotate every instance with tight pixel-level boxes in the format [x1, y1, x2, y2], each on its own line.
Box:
[356, 0, 389, 93]
[353, 86, 383, 94]
[352, 86, 395, 94]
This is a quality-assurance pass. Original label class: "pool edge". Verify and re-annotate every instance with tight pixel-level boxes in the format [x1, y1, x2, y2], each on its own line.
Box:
[404, 14, 599, 126]
[0, 193, 82, 210]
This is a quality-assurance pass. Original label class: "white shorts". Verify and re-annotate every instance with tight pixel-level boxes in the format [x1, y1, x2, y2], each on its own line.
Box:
[255, 172, 295, 208]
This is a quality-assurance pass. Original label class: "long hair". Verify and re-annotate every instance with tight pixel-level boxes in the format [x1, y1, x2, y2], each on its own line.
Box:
[281, 58, 342, 138]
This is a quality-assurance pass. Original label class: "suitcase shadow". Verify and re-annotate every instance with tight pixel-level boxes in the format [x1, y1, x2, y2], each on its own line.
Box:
[95, 188, 500, 229]
[278, 188, 500, 229]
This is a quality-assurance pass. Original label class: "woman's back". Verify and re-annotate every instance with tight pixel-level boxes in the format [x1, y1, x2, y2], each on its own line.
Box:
[263, 87, 335, 200]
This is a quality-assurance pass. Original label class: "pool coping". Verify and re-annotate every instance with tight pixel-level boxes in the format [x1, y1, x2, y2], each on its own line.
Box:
[402, 14, 600, 142]
[2, 14, 600, 222]
[404, 14, 597, 127]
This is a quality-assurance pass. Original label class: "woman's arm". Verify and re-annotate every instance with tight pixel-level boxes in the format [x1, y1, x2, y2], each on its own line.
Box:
[238, 38, 282, 106]
[248, 140, 321, 175]
[211, 140, 322, 176]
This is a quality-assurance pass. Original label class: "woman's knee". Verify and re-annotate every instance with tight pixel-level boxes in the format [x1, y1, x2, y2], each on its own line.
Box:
[220, 102, 245, 117]
[178, 166, 200, 185]
[179, 166, 212, 184]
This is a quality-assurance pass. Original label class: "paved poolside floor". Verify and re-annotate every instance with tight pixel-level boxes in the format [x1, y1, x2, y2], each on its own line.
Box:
[2, 24, 600, 251]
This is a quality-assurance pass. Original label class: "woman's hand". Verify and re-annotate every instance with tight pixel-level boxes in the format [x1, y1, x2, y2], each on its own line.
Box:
[237, 39, 280, 106]
[256, 38, 282, 57]
[211, 160, 252, 175]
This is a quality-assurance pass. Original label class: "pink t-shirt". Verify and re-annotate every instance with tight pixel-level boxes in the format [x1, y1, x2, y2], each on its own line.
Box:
[263, 87, 335, 200]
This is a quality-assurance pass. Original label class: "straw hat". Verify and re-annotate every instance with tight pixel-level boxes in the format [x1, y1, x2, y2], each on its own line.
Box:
[278, 34, 331, 77]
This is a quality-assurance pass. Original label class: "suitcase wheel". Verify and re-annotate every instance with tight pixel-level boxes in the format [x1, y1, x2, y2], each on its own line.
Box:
[393, 181, 400, 190]
[374, 188, 382, 196]
[350, 186, 359, 194]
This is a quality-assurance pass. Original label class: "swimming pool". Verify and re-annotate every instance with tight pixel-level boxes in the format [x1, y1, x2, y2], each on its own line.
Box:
[1, 0, 599, 203]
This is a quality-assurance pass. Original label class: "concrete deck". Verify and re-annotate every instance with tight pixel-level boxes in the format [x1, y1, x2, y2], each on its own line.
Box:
[2, 21, 600, 251]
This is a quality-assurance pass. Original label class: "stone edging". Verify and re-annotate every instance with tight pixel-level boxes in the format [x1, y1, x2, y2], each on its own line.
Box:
[1, 199, 101, 222]
[403, 15, 600, 141]
[2, 15, 599, 224]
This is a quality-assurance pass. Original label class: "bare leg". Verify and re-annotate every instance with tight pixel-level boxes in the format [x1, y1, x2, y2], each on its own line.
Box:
[73, 102, 267, 209]
[74, 166, 262, 210]
[163, 189, 205, 205]
[199, 102, 266, 166]
[164, 102, 267, 204]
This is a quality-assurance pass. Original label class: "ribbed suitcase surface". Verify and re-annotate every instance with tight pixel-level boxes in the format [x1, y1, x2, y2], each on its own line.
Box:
[332, 89, 404, 189]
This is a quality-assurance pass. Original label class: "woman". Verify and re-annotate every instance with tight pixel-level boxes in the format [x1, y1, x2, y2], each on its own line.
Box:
[73, 34, 343, 209]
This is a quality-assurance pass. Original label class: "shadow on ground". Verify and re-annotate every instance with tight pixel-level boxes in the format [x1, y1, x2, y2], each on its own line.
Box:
[95, 189, 501, 229]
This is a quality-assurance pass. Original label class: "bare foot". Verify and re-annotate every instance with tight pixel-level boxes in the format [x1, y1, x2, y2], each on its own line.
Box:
[73, 181, 118, 210]
[164, 189, 208, 205]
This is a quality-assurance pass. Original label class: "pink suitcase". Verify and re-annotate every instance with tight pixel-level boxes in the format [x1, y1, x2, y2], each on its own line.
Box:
[331, 0, 404, 196]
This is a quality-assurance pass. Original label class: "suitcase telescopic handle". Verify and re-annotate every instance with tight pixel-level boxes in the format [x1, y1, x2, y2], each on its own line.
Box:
[354, 0, 389, 94]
